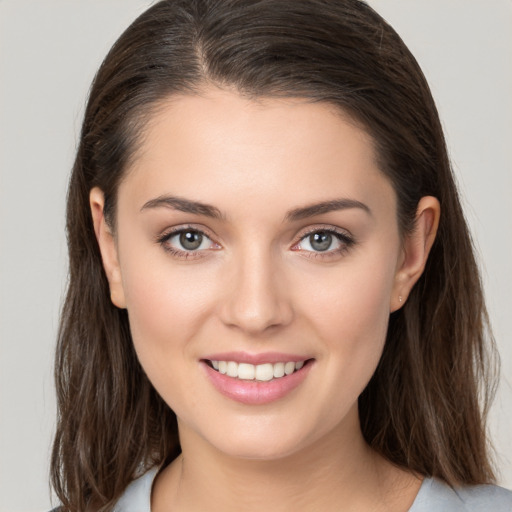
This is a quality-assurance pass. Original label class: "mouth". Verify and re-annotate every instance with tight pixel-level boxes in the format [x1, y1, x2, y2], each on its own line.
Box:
[201, 352, 315, 404]
[204, 359, 311, 381]
[201, 356, 314, 405]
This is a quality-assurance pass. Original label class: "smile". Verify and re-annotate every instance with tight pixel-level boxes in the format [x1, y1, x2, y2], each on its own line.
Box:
[202, 356, 314, 405]
[209, 360, 305, 381]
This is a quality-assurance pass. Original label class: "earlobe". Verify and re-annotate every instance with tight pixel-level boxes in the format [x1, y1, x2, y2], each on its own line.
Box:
[391, 196, 440, 312]
[89, 187, 127, 309]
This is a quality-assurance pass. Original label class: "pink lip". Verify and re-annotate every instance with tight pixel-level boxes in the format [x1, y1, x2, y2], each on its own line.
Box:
[201, 359, 313, 405]
[203, 351, 308, 365]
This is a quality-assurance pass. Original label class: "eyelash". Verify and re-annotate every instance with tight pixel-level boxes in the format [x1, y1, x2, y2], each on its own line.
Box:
[291, 226, 355, 260]
[156, 225, 218, 260]
[156, 225, 355, 260]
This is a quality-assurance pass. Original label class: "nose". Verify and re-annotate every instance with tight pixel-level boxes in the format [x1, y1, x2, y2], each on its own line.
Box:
[218, 247, 294, 335]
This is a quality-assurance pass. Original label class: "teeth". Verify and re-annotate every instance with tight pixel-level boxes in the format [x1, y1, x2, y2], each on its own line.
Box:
[255, 363, 274, 381]
[226, 361, 238, 377]
[210, 360, 306, 381]
[284, 362, 295, 375]
[238, 363, 255, 380]
[273, 362, 285, 378]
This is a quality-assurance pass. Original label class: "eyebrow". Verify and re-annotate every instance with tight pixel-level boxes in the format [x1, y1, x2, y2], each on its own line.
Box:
[140, 195, 371, 221]
[140, 195, 224, 219]
[285, 198, 371, 222]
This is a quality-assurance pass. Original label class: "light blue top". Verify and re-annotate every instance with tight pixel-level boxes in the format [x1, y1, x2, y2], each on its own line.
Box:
[112, 467, 512, 511]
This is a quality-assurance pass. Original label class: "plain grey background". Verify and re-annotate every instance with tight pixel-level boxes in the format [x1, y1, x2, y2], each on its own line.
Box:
[0, 1, 510, 510]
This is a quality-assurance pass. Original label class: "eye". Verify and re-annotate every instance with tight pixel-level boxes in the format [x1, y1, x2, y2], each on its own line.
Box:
[173, 230, 209, 251]
[293, 228, 354, 257]
[302, 231, 337, 252]
[158, 227, 219, 257]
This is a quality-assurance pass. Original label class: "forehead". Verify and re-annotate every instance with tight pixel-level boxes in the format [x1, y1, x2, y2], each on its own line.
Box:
[120, 87, 395, 217]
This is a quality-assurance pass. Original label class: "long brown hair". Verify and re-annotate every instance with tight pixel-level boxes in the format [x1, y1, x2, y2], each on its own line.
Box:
[51, 1, 498, 510]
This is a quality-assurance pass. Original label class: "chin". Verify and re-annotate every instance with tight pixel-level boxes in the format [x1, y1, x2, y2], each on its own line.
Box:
[194, 414, 325, 462]
[214, 436, 302, 461]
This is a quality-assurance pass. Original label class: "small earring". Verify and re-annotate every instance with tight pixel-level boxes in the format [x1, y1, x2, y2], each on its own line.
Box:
[398, 295, 403, 303]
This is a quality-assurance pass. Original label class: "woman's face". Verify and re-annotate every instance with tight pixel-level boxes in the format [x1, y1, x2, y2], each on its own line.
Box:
[94, 88, 421, 460]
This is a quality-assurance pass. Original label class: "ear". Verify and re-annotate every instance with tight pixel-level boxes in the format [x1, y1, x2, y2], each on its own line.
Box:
[90, 187, 126, 309]
[390, 196, 440, 312]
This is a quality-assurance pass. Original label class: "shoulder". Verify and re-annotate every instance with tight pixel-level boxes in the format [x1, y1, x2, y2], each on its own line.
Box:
[47, 468, 158, 512]
[410, 477, 512, 512]
[112, 466, 158, 512]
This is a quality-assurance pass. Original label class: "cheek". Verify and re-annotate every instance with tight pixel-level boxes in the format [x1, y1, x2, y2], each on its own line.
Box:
[302, 257, 395, 343]
[296, 250, 398, 397]
[120, 265, 217, 419]
[118, 250, 218, 382]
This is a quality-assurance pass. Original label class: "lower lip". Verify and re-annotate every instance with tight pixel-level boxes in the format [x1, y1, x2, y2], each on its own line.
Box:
[202, 361, 313, 405]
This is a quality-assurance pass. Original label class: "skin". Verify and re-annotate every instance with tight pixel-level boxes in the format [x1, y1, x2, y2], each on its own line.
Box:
[91, 88, 440, 511]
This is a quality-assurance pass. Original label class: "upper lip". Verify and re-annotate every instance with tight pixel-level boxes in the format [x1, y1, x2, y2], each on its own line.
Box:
[202, 351, 312, 365]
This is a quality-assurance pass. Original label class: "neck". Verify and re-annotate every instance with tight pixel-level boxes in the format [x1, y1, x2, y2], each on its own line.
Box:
[151, 408, 421, 512]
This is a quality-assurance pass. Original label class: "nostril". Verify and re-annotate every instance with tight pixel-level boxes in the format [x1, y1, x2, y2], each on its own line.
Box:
[217, 267, 294, 334]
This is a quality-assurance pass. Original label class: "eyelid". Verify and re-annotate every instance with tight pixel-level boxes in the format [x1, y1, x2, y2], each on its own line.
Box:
[291, 225, 355, 257]
[156, 224, 221, 258]
[294, 224, 354, 243]
[155, 223, 354, 260]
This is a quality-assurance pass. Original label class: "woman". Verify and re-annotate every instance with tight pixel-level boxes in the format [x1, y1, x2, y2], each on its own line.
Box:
[50, 1, 512, 510]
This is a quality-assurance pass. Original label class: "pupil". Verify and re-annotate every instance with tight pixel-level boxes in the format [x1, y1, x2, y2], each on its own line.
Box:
[180, 231, 203, 250]
[310, 232, 332, 251]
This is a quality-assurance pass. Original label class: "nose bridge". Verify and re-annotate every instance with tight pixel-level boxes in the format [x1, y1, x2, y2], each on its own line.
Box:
[220, 242, 292, 334]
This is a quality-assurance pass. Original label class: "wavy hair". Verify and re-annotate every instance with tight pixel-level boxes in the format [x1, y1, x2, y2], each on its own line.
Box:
[51, 1, 498, 510]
